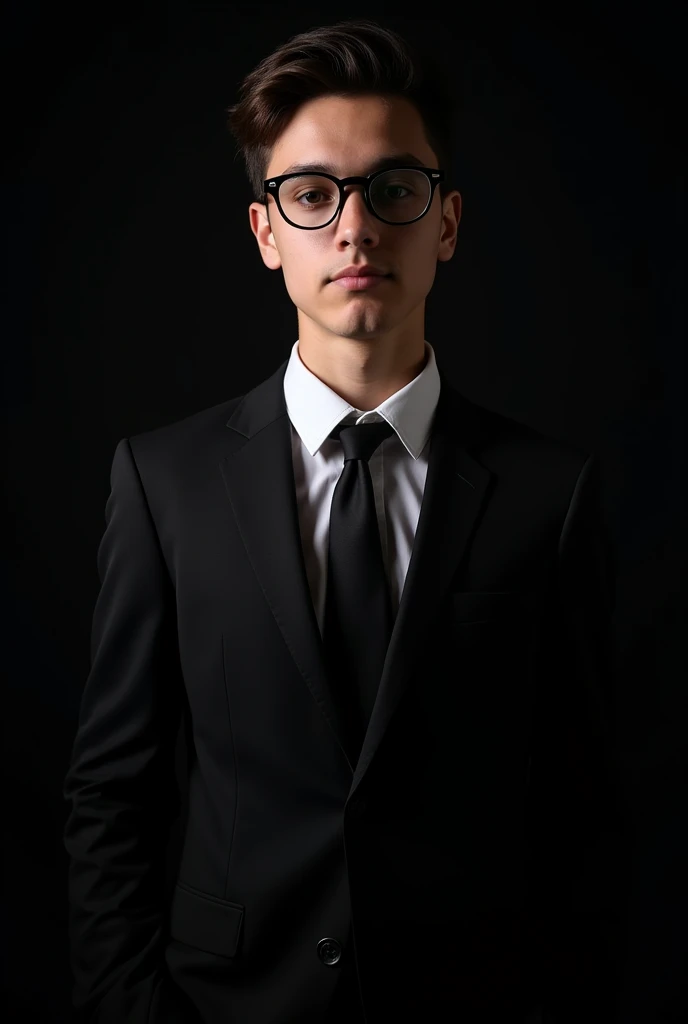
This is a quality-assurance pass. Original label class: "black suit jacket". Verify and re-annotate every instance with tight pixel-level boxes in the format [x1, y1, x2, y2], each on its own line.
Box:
[63, 356, 623, 1023]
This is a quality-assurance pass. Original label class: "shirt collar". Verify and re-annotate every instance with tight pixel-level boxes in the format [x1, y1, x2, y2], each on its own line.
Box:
[283, 338, 441, 460]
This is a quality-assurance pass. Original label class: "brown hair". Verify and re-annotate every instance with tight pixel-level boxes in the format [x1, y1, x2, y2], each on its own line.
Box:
[226, 18, 458, 206]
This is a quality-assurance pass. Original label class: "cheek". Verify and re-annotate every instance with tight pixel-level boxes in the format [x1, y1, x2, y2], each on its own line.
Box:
[280, 250, 311, 288]
[399, 232, 438, 281]
[280, 255, 327, 310]
[281, 242, 322, 281]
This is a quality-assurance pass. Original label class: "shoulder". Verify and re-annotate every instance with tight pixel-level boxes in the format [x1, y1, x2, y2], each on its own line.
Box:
[442, 376, 592, 476]
[124, 392, 245, 486]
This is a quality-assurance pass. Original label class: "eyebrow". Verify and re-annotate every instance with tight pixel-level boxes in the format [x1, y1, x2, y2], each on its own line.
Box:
[279, 152, 426, 176]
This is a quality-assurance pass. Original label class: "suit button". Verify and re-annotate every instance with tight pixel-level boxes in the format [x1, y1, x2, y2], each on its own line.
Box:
[317, 937, 343, 966]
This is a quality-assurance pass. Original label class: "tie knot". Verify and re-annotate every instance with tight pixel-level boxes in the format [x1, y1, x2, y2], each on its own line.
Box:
[329, 420, 395, 463]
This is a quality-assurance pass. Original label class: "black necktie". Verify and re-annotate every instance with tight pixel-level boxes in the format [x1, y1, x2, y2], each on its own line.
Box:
[323, 419, 396, 763]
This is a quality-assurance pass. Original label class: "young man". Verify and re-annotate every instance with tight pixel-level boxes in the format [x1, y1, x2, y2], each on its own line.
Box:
[63, 19, 622, 1024]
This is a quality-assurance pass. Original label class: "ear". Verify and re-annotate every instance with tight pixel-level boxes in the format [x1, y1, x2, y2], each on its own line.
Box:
[248, 199, 282, 271]
[437, 190, 462, 263]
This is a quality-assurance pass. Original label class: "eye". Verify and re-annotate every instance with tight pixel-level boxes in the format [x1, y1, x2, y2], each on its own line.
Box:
[296, 190, 331, 206]
[384, 185, 411, 199]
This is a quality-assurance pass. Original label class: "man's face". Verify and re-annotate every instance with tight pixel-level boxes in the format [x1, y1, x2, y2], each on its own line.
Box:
[248, 93, 461, 348]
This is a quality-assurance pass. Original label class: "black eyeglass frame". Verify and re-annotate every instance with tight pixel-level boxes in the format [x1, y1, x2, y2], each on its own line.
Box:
[261, 166, 445, 229]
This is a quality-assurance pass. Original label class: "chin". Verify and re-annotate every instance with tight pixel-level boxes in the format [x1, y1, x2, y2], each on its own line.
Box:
[333, 323, 390, 341]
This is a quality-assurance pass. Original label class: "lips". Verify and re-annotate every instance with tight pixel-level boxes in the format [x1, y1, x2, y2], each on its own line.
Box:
[331, 274, 389, 291]
[331, 266, 387, 281]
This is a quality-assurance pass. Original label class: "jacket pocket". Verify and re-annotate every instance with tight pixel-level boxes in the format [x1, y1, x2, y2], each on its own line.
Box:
[168, 880, 244, 958]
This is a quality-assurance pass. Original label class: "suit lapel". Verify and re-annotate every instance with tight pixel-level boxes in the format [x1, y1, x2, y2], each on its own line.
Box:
[219, 358, 496, 791]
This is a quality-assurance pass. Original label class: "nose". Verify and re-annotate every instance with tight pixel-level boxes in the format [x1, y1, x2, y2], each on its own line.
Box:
[338, 183, 373, 220]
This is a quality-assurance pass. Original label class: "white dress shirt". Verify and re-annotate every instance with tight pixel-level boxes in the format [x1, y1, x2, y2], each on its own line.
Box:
[283, 338, 441, 635]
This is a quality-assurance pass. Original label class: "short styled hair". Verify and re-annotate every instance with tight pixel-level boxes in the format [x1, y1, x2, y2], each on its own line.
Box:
[226, 18, 459, 206]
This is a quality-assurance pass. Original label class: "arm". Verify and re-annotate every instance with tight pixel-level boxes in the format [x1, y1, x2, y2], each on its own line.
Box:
[528, 453, 626, 1023]
[63, 437, 186, 1023]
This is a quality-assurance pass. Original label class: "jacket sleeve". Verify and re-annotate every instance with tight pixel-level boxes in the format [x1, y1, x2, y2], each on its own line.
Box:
[528, 453, 626, 1023]
[62, 437, 189, 1023]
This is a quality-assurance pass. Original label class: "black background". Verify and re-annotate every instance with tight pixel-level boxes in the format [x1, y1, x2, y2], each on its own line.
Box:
[4, 2, 686, 1020]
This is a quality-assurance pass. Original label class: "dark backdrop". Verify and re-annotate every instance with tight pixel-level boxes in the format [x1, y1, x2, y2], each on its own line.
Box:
[4, 3, 686, 1021]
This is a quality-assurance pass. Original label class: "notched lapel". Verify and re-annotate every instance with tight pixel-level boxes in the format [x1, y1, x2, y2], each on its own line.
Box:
[350, 381, 494, 794]
[219, 359, 357, 767]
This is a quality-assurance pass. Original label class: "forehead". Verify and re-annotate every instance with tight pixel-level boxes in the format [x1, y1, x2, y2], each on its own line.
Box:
[267, 94, 435, 176]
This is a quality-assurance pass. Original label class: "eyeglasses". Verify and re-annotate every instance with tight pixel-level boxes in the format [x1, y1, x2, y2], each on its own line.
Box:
[261, 166, 445, 229]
